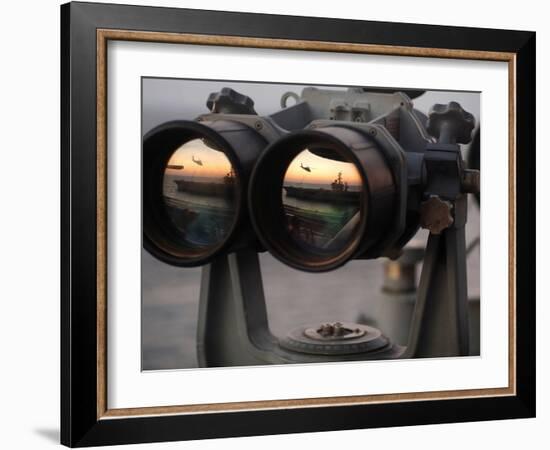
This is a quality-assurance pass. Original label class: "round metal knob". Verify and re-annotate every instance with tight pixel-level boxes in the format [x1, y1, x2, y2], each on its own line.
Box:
[419, 196, 454, 234]
[426, 101, 475, 144]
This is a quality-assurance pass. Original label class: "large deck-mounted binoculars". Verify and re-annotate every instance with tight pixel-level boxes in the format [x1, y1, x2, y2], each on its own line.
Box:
[143, 87, 479, 366]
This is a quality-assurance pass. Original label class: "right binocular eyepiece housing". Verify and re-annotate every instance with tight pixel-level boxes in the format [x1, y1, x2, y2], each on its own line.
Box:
[143, 87, 477, 272]
[249, 124, 409, 271]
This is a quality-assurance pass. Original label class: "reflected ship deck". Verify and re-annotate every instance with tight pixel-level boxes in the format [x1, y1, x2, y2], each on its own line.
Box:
[283, 204, 354, 225]
[283, 204, 358, 247]
[174, 179, 234, 197]
[163, 195, 234, 236]
[284, 186, 360, 204]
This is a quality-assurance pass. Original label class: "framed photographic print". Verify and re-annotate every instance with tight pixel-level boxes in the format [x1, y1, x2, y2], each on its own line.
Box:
[61, 1, 536, 447]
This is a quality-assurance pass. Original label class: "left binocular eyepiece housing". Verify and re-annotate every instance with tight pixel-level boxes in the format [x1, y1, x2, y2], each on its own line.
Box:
[143, 119, 267, 266]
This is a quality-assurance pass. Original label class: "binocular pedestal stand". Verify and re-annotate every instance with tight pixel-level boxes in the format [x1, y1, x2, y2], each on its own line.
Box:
[197, 250, 403, 367]
[404, 219, 470, 358]
[196, 210, 470, 367]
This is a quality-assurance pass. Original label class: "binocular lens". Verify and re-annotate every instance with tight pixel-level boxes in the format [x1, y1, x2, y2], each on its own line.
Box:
[250, 126, 399, 272]
[282, 148, 363, 256]
[162, 138, 238, 249]
[144, 119, 268, 267]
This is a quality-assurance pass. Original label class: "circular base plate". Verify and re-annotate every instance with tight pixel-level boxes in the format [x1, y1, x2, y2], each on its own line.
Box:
[279, 321, 390, 356]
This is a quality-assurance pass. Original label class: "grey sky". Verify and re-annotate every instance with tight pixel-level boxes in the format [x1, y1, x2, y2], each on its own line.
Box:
[142, 78, 480, 134]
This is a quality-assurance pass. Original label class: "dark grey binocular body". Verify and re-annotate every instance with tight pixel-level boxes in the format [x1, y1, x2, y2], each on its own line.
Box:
[143, 87, 477, 272]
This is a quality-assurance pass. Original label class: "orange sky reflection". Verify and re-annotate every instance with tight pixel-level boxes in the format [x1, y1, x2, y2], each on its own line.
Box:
[165, 139, 233, 179]
[284, 149, 362, 186]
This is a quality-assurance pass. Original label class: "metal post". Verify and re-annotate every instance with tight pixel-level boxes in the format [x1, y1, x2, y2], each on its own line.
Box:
[196, 249, 279, 367]
[404, 219, 469, 358]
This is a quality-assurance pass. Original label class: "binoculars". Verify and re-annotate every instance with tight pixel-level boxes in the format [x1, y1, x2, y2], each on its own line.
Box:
[144, 87, 478, 271]
[143, 86, 479, 364]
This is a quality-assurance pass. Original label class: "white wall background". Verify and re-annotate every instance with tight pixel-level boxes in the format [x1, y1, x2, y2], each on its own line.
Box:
[0, 0, 545, 449]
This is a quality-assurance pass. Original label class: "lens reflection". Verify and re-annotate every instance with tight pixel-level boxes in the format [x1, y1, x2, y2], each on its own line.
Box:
[163, 138, 237, 250]
[282, 148, 362, 255]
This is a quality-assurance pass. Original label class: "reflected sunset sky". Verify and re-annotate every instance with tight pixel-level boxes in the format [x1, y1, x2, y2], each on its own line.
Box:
[165, 139, 233, 179]
[284, 149, 362, 186]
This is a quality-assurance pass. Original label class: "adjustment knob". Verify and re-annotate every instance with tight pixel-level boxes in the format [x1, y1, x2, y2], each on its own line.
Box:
[419, 196, 454, 234]
[426, 101, 475, 144]
[206, 88, 257, 115]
